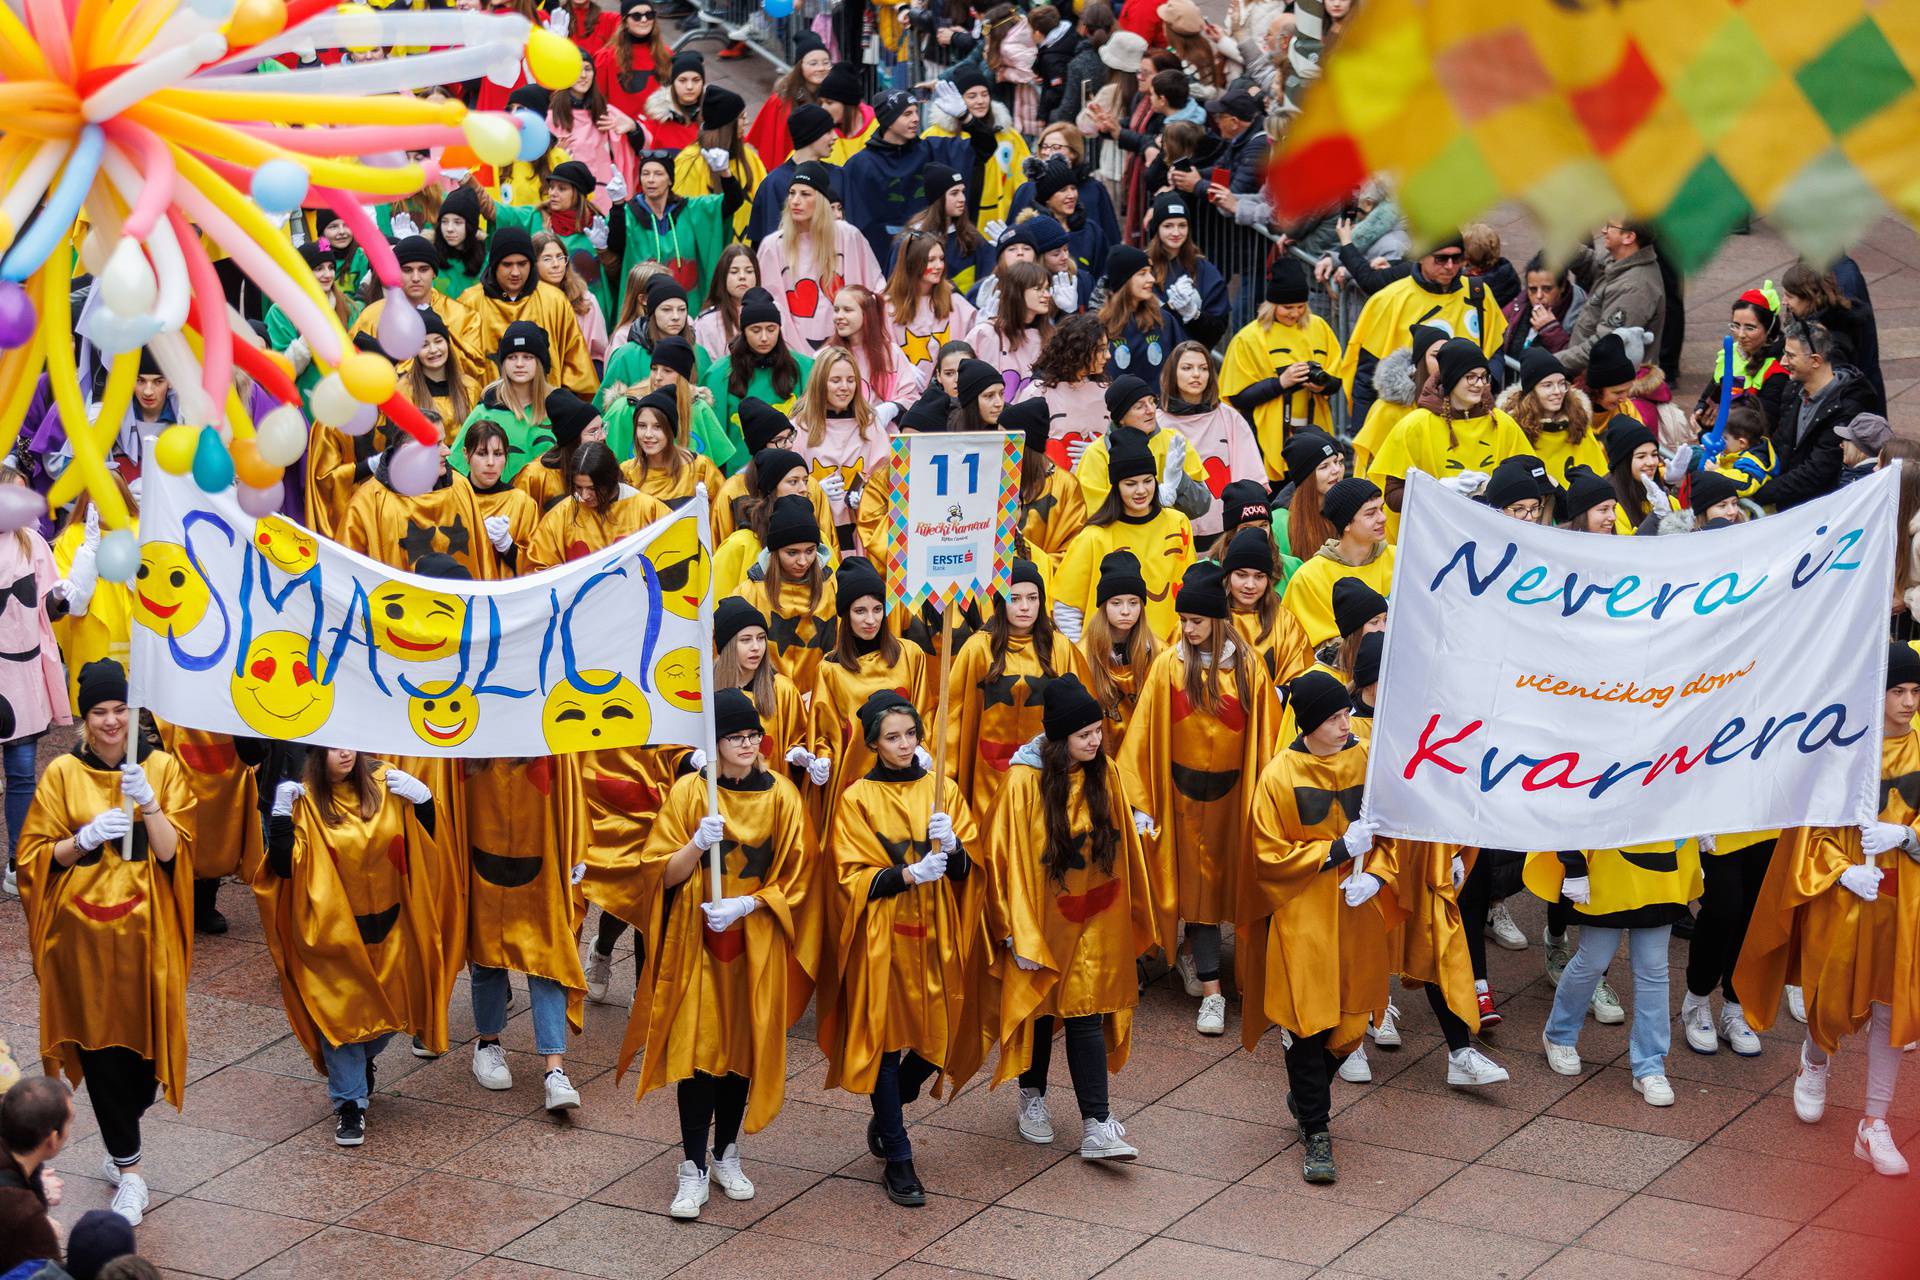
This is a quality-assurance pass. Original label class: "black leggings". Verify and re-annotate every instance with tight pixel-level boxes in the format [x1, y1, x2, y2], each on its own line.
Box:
[594, 912, 643, 976]
[1459, 851, 1494, 980]
[1018, 1014, 1109, 1123]
[1685, 839, 1775, 1002]
[1281, 1028, 1345, 1137]
[1423, 984, 1472, 1053]
[676, 1071, 749, 1168]
[78, 1047, 157, 1166]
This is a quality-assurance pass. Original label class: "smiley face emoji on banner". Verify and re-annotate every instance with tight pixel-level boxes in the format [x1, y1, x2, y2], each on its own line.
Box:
[368, 580, 468, 662]
[231, 631, 335, 737]
[131, 543, 209, 637]
[253, 517, 319, 578]
[653, 646, 702, 713]
[541, 669, 653, 752]
[407, 680, 480, 748]
[646, 518, 711, 620]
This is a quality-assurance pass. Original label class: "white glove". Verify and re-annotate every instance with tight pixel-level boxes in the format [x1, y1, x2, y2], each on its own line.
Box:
[928, 810, 956, 853]
[1165, 275, 1202, 322]
[1341, 869, 1382, 907]
[271, 780, 306, 817]
[1156, 436, 1186, 507]
[818, 473, 847, 504]
[485, 514, 514, 551]
[1008, 938, 1041, 971]
[1341, 817, 1375, 860]
[587, 218, 610, 251]
[702, 147, 731, 175]
[691, 814, 727, 851]
[284, 335, 313, 377]
[1697, 834, 1717, 855]
[390, 211, 420, 240]
[702, 893, 758, 931]
[63, 506, 99, 616]
[981, 219, 1007, 244]
[904, 846, 948, 884]
[688, 748, 708, 771]
[1064, 434, 1090, 465]
[1860, 822, 1915, 857]
[872, 401, 901, 432]
[1561, 874, 1591, 905]
[1049, 269, 1077, 313]
[806, 755, 832, 786]
[119, 761, 156, 809]
[1132, 809, 1155, 836]
[571, 861, 587, 885]
[972, 274, 1001, 318]
[913, 745, 933, 770]
[383, 767, 431, 805]
[545, 5, 570, 34]
[1839, 863, 1882, 901]
[1438, 471, 1487, 497]
[931, 78, 965, 119]
[605, 169, 627, 202]
[1450, 854, 1465, 891]
[785, 745, 815, 771]
[76, 807, 132, 851]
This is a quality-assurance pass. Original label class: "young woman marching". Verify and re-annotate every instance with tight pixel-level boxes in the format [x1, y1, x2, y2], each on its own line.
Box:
[757, 161, 885, 355]
[1002, 398, 1086, 569]
[610, 335, 734, 471]
[828, 285, 923, 410]
[737, 495, 840, 694]
[453, 321, 559, 488]
[1120, 563, 1280, 1036]
[1222, 528, 1313, 688]
[1158, 340, 1264, 540]
[1498, 347, 1605, 484]
[616, 388, 725, 513]
[989, 675, 1164, 1161]
[713, 446, 817, 594]
[603, 276, 713, 400]
[886, 233, 979, 383]
[898, 165, 988, 296]
[1078, 551, 1157, 755]
[1368, 338, 1530, 524]
[694, 245, 762, 363]
[964, 259, 1055, 399]
[512, 388, 596, 514]
[810, 562, 932, 838]
[711, 401, 838, 550]
[525, 443, 671, 572]
[610, 689, 813, 1219]
[1280, 478, 1393, 649]
[791, 347, 891, 552]
[1603, 416, 1677, 535]
[824, 690, 986, 1205]
[18, 661, 193, 1224]
[1052, 426, 1197, 644]
[1219, 258, 1345, 475]
[1099, 245, 1185, 388]
[702, 288, 817, 444]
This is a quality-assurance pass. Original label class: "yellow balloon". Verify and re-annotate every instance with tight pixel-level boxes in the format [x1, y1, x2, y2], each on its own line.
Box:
[337, 351, 398, 404]
[154, 424, 199, 476]
[463, 113, 522, 167]
[226, 0, 287, 46]
[526, 27, 584, 89]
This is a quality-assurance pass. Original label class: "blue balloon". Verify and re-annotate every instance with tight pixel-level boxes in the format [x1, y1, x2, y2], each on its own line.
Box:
[191, 426, 235, 495]
[250, 160, 311, 217]
[764, 0, 789, 17]
[513, 109, 551, 163]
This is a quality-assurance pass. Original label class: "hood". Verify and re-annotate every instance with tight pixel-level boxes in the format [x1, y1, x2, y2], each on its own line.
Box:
[1313, 537, 1387, 568]
[645, 87, 691, 125]
[1627, 363, 1670, 403]
[1009, 733, 1047, 770]
[1371, 347, 1418, 407]
[1495, 381, 1591, 421]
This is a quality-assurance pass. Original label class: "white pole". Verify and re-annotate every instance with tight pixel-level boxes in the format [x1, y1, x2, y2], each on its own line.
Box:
[692, 484, 722, 903]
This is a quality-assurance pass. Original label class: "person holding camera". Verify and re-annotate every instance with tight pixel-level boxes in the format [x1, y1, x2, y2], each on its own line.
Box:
[1220, 256, 1344, 482]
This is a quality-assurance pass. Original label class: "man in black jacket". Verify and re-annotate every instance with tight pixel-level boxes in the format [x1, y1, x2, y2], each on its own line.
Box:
[1754, 320, 1876, 510]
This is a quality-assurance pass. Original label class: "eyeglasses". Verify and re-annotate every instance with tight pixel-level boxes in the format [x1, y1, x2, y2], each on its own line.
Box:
[720, 731, 764, 746]
[1729, 321, 1765, 335]
[1505, 500, 1544, 520]
[1459, 369, 1489, 383]
[1429, 251, 1463, 264]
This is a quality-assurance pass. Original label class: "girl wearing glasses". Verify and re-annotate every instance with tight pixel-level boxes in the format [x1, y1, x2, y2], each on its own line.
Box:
[1693, 285, 1791, 432]
[1366, 338, 1529, 522]
[595, 0, 673, 121]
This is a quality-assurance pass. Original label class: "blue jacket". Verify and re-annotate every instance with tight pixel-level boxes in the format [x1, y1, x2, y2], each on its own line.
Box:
[843, 129, 991, 263]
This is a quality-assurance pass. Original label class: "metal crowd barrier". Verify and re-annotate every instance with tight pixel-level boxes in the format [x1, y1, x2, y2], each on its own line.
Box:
[670, 0, 934, 86]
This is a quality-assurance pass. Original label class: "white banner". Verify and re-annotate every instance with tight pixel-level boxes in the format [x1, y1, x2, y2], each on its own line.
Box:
[128, 470, 711, 758]
[1365, 466, 1897, 849]
[883, 430, 1022, 612]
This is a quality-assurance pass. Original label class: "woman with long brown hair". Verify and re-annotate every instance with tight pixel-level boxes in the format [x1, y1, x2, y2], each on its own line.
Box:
[594, 0, 674, 120]
[693, 244, 761, 362]
[712, 594, 814, 791]
[899, 165, 989, 295]
[1077, 550, 1156, 754]
[1098, 245, 1184, 388]
[1221, 528, 1312, 689]
[1020, 312, 1111, 469]
[462, 419, 540, 567]
[791, 347, 888, 550]
[1157, 339, 1262, 539]
[1782, 261, 1883, 410]
[702, 288, 815, 447]
[744, 32, 833, 166]
[1277, 430, 1342, 571]
[964, 259, 1054, 398]
[618, 387, 724, 513]
[884, 232, 978, 381]
[738, 495, 839, 693]
[810, 560, 932, 837]
[1496, 347, 1604, 483]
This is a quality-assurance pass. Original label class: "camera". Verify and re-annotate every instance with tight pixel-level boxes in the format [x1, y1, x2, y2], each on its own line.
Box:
[1302, 361, 1338, 392]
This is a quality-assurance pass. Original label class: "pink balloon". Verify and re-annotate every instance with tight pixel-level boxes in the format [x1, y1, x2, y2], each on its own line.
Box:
[237, 481, 285, 518]
[0, 485, 44, 531]
[388, 440, 442, 496]
[340, 400, 379, 437]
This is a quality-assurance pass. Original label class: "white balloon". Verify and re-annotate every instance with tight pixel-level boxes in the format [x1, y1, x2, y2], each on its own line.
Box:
[255, 406, 309, 466]
[84, 311, 162, 356]
[99, 238, 157, 317]
[309, 373, 358, 428]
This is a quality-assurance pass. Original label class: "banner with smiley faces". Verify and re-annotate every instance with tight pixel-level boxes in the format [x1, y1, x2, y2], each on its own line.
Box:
[128, 468, 713, 758]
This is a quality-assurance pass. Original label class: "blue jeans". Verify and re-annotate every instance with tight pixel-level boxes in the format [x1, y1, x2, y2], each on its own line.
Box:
[1546, 923, 1672, 1078]
[321, 1032, 392, 1108]
[870, 1050, 939, 1161]
[4, 737, 35, 859]
[471, 965, 569, 1056]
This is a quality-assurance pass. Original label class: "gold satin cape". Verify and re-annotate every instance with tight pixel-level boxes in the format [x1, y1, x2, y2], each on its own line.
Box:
[156, 724, 261, 882]
[339, 473, 502, 580]
[945, 631, 1091, 819]
[811, 645, 932, 840]
[1383, 841, 1479, 1031]
[1232, 605, 1315, 688]
[525, 489, 671, 572]
[581, 744, 694, 926]
[738, 575, 840, 697]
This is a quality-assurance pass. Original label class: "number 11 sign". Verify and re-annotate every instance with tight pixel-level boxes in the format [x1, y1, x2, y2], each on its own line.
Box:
[882, 430, 1023, 613]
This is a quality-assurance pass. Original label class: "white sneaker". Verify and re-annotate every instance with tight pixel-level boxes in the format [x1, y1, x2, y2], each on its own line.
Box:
[544, 1068, 580, 1112]
[585, 950, 613, 1004]
[1175, 950, 1202, 998]
[99, 1156, 123, 1186]
[1681, 995, 1718, 1055]
[1337, 1041, 1372, 1083]
[109, 1172, 148, 1226]
[1719, 1003, 1762, 1057]
[1016, 1087, 1053, 1144]
[1633, 1074, 1675, 1107]
[1371, 1001, 1402, 1048]
[1787, 985, 1808, 1024]
[1793, 1042, 1829, 1123]
[1079, 1116, 1137, 1161]
[1196, 994, 1226, 1036]
[1487, 900, 1527, 950]
[472, 1042, 513, 1091]
[2, 863, 15, 897]
[669, 1159, 709, 1218]
[1542, 1030, 1582, 1076]
[1446, 1046, 1509, 1087]
[709, 1143, 754, 1199]
[1589, 979, 1626, 1025]
[1855, 1118, 1910, 1176]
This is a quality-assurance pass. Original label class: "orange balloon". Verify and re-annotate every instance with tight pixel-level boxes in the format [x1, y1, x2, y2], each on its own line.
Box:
[227, 0, 287, 45]
[230, 437, 283, 491]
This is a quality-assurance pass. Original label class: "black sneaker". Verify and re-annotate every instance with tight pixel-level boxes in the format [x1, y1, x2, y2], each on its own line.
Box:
[1284, 1091, 1300, 1130]
[410, 1035, 440, 1060]
[335, 1102, 366, 1147]
[193, 880, 228, 935]
[1302, 1132, 1335, 1184]
[867, 1116, 886, 1160]
[882, 1158, 926, 1207]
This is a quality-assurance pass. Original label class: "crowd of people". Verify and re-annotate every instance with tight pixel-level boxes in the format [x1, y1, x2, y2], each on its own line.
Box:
[1, 0, 1918, 1270]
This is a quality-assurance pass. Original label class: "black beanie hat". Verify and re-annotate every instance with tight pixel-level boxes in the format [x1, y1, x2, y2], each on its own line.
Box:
[1288, 669, 1351, 737]
[739, 397, 792, 453]
[1890, 642, 1920, 690]
[703, 85, 745, 128]
[949, 62, 991, 96]
[858, 688, 919, 743]
[493, 319, 551, 371]
[1408, 323, 1448, 375]
[1042, 673, 1103, 741]
[1555, 465, 1613, 525]
[1104, 244, 1151, 294]
[645, 273, 690, 313]
[651, 335, 696, 380]
[789, 103, 834, 149]
[791, 160, 834, 195]
[1586, 332, 1636, 389]
[819, 62, 863, 106]
[1689, 468, 1741, 516]
[1030, 156, 1074, 204]
[1265, 256, 1309, 305]
[834, 558, 886, 615]
[764, 493, 820, 550]
[1104, 375, 1155, 423]
[1480, 454, 1548, 510]
[1096, 549, 1146, 604]
[1332, 576, 1388, 639]
[714, 596, 768, 650]
[76, 658, 128, 716]
[1001, 397, 1052, 456]
[1321, 476, 1381, 532]
[1146, 190, 1190, 240]
[1434, 336, 1489, 397]
[64, 1209, 136, 1280]
[1281, 429, 1337, 488]
[1519, 345, 1565, 396]
[1219, 479, 1270, 531]
[1023, 215, 1069, 255]
[545, 388, 599, 451]
[391, 235, 440, 270]
[901, 384, 951, 433]
[714, 686, 761, 739]
[488, 224, 535, 271]
[438, 185, 481, 231]
[549, 159, 597, 196]
[509, 83, 550, 114]
[420, 308, 451, 342]
[1175, 561, 1229, 619]
[955, 358, 1000, 411]
[1351, 630, 1384, 690]
[872, 87, 915, 132]
[753, 447, 806, 499]
[298, 239, 334, 270]
[923, 162, 965, 206]
[739, 286, 781, 329]
[633, 388, 680, 436]
[1009, 557, 1044, 596]
[1603, 416, 1657, 473]
[1222, 527, 1273, 576]
[1105, 426, 1157, 483]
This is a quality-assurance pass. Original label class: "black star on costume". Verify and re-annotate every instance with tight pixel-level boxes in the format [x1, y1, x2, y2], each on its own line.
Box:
[728, 495, 753, 529]
[723, 838, 776, 882]
[1054, 830, 1090, 872]
[438, 517, 470, 558]
[1293, 783, 1366, 826]
[398, 520, 440, 565]
[805, 616, 839, 653]
[1023, 492, 1058, 526]
[880, 834, 935, 867]
[1020, 674, 1052, 705]
[766, 612, 810, 650]
[980, 674, 1020, 708]
[1882, 771, 1920, 813]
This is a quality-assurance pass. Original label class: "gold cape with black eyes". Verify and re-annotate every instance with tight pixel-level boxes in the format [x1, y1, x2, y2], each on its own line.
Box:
[1118, 647, 1280, 928]
[985, 759, 1164, 1088]
[250, 772, 456, 1067]
[819, 768, 987, 1095]
[1383, 841, 1480, 1034]
[338, 470, 502, 580]
[810, 644, 932, 843]
[1231, 605, 1315, 691]
[1735, 729, 1920, 1055]
[739, 575, 840, 699]
[1239, 738, 1406, 1054]
[613, 770, 813, 1135]
[18, 750, 197, 1106]
[466, 756, 590, 1033]
[524, 490, 671, 573]
[944, 631, 1091, 821]
[156, 723, 262, 883]
[580, 744, 693, 927]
